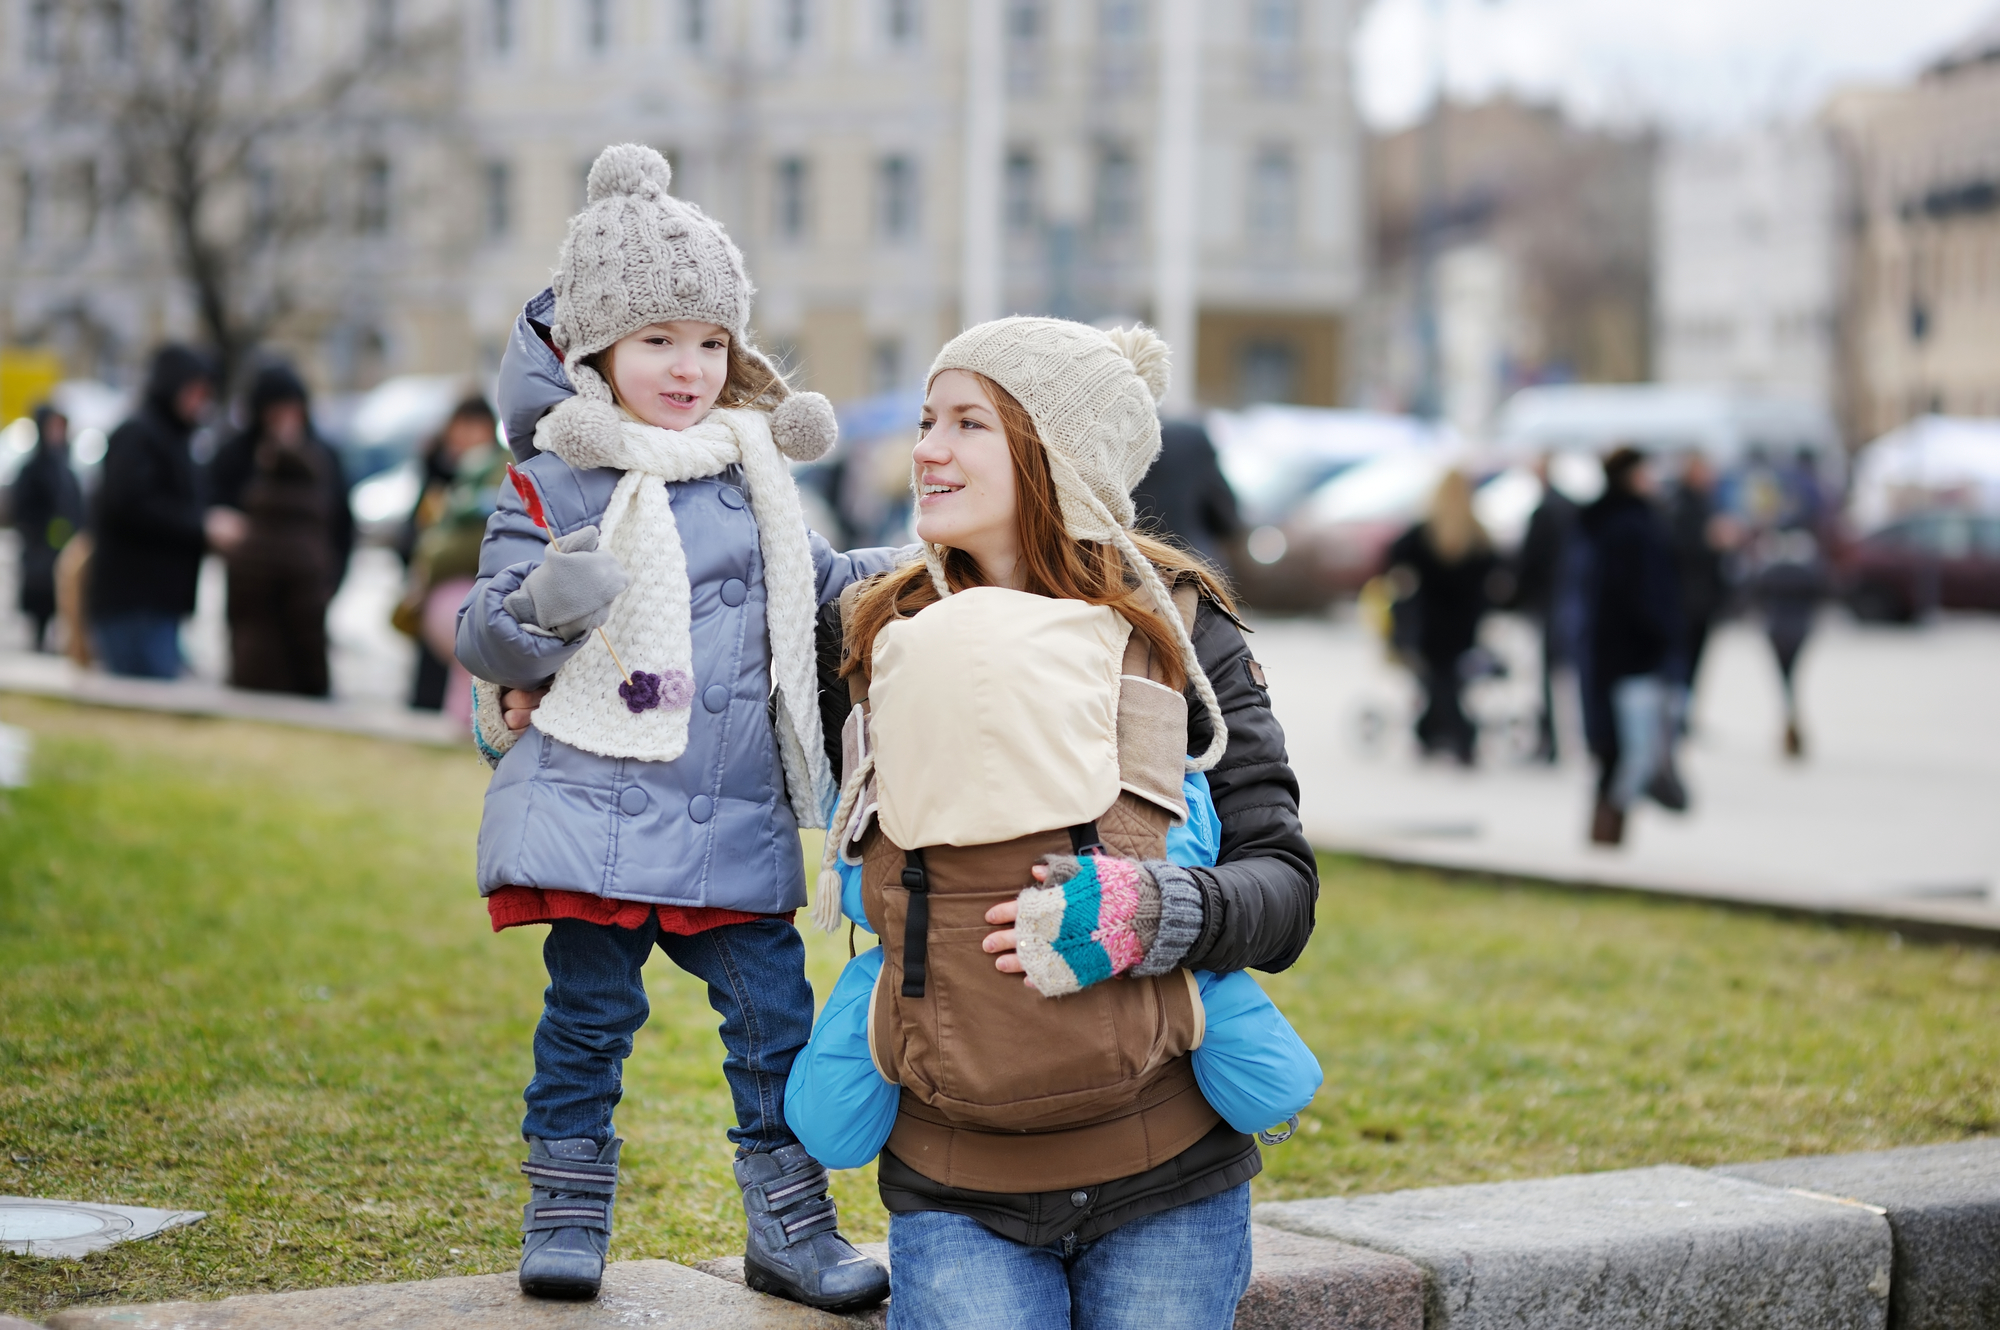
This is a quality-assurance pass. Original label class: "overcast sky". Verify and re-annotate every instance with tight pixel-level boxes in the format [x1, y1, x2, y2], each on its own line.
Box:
[1354, 0, 2000, 133]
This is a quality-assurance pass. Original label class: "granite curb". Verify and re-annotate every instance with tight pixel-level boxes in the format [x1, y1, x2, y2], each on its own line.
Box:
[1256, 1164, 1894, 1329]
[1717, 1138, 2000, 1330]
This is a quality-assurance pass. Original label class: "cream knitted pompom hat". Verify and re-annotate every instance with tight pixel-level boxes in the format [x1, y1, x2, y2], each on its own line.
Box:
[923, 316, 1227, 771]
[544, 143, 834, 463]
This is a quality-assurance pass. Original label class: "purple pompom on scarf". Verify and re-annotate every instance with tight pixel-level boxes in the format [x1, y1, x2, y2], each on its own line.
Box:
[619, 668, 695, 715]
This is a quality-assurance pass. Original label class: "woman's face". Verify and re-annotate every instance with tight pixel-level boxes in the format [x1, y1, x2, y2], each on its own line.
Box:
[914, 370, 1021, 585]
[606, 321, 730, 431]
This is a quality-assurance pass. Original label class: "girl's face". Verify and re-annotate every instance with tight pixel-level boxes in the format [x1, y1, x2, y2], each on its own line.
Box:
[915, 369, 1022, 588]
[605, 321, 730, 431]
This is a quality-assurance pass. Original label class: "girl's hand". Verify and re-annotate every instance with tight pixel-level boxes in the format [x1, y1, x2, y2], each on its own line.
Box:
[501, 687, 547, 734]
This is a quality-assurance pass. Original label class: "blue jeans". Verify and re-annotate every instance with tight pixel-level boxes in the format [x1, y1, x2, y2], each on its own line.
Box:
[1610, 674, 1668, 810]
[886, 1183, 1253, 1330]
[92, 613, 184, 679]
[523, 915, 813, 1154]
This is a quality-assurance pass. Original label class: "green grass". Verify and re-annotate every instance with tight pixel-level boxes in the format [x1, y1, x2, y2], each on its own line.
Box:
[0, 694, 1994, 1317]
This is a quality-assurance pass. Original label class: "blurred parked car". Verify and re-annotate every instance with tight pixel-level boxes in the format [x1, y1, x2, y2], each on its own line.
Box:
[1838, 511, 2000, 621]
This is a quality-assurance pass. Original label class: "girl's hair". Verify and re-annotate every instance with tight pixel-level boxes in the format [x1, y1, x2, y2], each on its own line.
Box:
[842, 372, 1234, 689]
[585, 332, 790, 413]
[1425, 468, 1489, 564]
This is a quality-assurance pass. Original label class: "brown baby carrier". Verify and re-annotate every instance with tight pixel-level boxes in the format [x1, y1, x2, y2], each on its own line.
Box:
[830, 577, 1218, 1193]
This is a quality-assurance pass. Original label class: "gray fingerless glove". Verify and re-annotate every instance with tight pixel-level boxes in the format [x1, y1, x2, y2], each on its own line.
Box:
[502, 525, 630, 642]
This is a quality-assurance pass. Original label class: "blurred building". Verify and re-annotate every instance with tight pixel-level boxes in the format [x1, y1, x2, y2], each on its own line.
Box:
[1825, 14, 2000, 443]
[1360, 97, 1655, 441]
[0, 0, 1368, 410]
[1654, 126, 1840, 409]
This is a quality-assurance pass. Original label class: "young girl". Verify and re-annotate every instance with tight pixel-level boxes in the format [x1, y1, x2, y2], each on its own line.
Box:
[790, 318, 1322, 1329]
[455, 143, 892, 1311]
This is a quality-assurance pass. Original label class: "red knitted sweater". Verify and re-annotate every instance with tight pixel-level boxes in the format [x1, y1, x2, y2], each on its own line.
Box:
[486, 886, 784, 934]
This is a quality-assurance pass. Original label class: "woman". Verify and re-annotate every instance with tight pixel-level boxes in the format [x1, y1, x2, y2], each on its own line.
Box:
[396, 396, 500, 711]
[503, 319, 1317, 1327]
[9, 404, 84, 652]
[207, 364, 352, 695]
[1384, 470, 1497, 765]
[819, 319, 1314, 1330]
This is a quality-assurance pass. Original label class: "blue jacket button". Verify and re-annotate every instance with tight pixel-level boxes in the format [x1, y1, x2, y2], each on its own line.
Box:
[703, 683, 730, 713]
[720, 577, 747, 607]
[719, 485, 746, 509]
[618, 786, 649, 816]
[688, 794, 714, 824]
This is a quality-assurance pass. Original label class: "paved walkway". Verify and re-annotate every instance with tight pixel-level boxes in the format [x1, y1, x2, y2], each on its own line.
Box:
[1256, 608, 2000, 938]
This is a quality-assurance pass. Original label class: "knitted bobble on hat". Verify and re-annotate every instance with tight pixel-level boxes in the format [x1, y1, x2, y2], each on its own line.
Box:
[586, 143, 673, 205]
[1102, 325, 1171, 405]
[771, 390, 838, 463]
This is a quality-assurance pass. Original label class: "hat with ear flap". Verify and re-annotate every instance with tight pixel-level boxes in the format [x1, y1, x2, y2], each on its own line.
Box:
[922, 316, 1228, 772]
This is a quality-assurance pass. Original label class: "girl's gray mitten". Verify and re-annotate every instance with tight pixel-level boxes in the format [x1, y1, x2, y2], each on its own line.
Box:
[503, 526, 630, 642]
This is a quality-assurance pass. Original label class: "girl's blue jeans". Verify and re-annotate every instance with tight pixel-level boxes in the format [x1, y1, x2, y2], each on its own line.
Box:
[522, 915, 813, 1154]
[885, 1182, 1254, 1330]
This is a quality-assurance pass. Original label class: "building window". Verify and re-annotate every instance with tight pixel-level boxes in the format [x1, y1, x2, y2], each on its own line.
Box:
[1249, 0, 1299, 93]
[871, 338, 903, 393]
[169, 0, 203, 61]
[101, 0, 129, 62]
[28, 0, 58, 64]
[358, 156, 391, 234]
[682, 0, 707, 47]
[775, 156, 810, 241]
[1240, 340, 1297, 404]
[781, 0, 810, 49]
[883, 0, 918, 45]
[484, 160, 511, 239]
[18, 169, 34, 245]
[586, 0, 611, 52]
[877, 154, 917, 241]
[251, 0, 281, 65]
[1247, 145, 1296, 242]
[1093, 145, 1137, 236]
[1006, 0, 1042, 92]
[1005, 150, 1038, 233]
[1097, 0, 1145, 96]
[366, 0, 396, 55]
[491, 0, 515, 53]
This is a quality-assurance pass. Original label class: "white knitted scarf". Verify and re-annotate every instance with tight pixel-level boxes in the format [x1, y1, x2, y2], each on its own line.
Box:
[530, 406, 833, 827]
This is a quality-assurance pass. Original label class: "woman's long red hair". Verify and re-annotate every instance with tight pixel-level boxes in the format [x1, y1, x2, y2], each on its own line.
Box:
[842, 374, 1233, 688]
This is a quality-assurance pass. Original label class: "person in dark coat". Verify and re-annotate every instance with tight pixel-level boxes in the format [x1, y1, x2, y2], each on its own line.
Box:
[1511, 453, 1579, 763]
[1751, 528, 1827, 760]
[88, 344, 216, 678]
[1577, 447, 1681, 846]
[1385, 469, 1498, 766]
[1131, 418, 1242, 569]
[10, 405, 86, 652]
[1666, 452, 1728, 710]
[205, 363, 350, 696]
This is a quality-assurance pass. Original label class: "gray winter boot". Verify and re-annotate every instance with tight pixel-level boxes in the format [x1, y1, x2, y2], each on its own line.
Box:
[736, 1144, 888, 1312]
[519, 1137, 621, 1299]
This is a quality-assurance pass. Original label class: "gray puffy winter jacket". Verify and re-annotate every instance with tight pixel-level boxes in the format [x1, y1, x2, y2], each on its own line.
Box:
[459, 291, 905, 912]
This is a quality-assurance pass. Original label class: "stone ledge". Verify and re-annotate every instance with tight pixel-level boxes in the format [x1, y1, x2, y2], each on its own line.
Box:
[1256, 1164, 1893, 1329]
[42, 1259, 858, 1330]
[696, 1227, 1423, 1329]
[1, 1316, 48, 1329]
[1717, 1138, 2000, 1330]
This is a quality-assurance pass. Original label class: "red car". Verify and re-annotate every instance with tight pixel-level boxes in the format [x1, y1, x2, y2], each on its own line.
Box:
[1838, 512, 2000, 620]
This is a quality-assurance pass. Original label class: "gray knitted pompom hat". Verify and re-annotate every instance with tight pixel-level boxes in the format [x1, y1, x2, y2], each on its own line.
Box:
[544, 143, 836, 463]
[922, 316, 1227, 771]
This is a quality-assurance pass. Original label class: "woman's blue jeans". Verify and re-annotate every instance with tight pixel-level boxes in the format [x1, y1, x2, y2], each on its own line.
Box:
[885, 1183, 1253, 1330]
[522, 915, 813, 1154]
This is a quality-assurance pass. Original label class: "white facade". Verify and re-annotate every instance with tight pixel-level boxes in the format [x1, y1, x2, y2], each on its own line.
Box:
[1654, 125, 1840, 406]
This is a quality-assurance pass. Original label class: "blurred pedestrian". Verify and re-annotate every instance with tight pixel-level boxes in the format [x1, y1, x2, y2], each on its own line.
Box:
[88, 344, 217, 679]
[207, 363, 353, 696]
[9, 405, 85, 652]
[395, 396, 499, 710]
[1751, 528, 1828, 760]
[1651, 451, 1732, 809]
[394, 397, 504, 720]
[1131, 418, 1242, 571]
[1511, 452, 1579, 763]
[1385, 470, 1497, 765]
[1578, 447, 1681, 846]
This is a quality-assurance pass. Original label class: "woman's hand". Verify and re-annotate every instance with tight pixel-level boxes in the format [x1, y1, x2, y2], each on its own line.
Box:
[981, 865, 1050, 988]
[501, 687, 547, 734]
